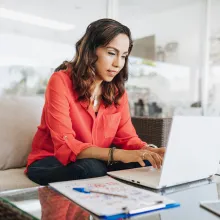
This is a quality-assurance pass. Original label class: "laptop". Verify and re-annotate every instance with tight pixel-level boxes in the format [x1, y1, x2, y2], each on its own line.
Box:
[108, 116, 220, 190]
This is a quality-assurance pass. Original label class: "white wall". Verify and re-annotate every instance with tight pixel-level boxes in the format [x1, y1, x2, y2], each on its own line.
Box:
[119, 1, 207, 102]
[0, 34, 74, 67]
[0, 0, 108, 67]
[119, 1, 206, 67]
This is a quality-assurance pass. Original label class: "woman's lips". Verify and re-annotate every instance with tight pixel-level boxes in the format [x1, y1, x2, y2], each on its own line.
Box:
[107, 70, 117, 77]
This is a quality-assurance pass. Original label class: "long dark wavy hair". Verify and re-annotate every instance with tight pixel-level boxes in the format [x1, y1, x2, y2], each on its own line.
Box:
[55, 18, 133, 107]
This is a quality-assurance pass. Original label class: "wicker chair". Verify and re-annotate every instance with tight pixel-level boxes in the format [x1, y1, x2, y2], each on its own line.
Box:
[131, 117, 173, 148]
[0, 199, 34, 220]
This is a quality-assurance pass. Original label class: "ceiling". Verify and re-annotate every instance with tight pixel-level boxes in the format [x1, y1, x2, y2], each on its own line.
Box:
[0, 0, 106, 23]
[119, 0, 202, 14]
[0, 0, 202, 45]
[0, 0, 107, 45]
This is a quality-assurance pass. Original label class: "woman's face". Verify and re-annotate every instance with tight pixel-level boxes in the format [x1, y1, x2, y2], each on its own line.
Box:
[94, 34, 129, 83]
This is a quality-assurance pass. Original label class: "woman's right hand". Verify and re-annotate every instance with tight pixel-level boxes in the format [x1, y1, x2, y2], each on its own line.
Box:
[115, 149, 163, 169]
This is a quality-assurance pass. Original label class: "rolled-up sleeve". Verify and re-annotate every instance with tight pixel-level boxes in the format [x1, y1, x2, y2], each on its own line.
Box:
[112, 92, 147, 150]
[45, 73, 91, 165]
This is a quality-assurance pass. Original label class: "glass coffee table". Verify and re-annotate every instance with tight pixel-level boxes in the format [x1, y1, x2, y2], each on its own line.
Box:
[1, 176, 220, 220]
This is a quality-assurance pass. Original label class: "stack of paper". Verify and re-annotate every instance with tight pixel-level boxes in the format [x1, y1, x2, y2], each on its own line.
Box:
[49, 176, 179, 218]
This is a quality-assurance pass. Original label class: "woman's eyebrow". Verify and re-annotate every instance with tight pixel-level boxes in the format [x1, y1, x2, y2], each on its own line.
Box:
[106, 46, 128, 55]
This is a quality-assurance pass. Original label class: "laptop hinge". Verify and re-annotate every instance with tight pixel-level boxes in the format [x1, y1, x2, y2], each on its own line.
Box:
[207, 175, 214, 183]
[160, 186, 167, 194]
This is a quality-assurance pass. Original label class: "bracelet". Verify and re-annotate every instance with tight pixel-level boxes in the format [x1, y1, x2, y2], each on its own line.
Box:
[148, 144, 158, 148]
[107, 148, 112, 166]
[111, 147, 116, 164]
[107, 147, 116, 166]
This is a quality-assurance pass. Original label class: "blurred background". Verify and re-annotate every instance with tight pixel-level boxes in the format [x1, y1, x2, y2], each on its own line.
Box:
[0, 0, 219, 118]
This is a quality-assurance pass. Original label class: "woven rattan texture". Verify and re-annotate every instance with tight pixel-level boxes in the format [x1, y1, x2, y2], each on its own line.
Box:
[0, 199, 34, 220]
[131, 117, 172, 147]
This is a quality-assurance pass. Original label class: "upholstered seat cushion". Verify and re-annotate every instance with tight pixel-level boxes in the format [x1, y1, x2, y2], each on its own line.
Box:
[0, 167, 39, 192]
[0, 96, 44, 170]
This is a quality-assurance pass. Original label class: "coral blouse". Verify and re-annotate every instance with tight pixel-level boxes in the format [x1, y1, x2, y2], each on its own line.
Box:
[26, 70, 146, 168]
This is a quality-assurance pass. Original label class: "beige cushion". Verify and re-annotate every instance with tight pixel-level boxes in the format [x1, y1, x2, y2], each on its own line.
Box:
[0, 167, 39, 192]
[0, 96, 44, 170]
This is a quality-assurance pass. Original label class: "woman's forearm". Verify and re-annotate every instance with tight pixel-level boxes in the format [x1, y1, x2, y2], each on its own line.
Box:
[76, 146, 123, 161]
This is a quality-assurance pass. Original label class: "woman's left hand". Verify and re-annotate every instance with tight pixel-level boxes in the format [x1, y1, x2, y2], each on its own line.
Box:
[142, 146, 166, 158]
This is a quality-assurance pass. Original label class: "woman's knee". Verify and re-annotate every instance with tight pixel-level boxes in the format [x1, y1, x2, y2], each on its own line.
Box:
[26, 157, 108, 184]
[74, 158, 107, 178]
[26, 156, 64, 185]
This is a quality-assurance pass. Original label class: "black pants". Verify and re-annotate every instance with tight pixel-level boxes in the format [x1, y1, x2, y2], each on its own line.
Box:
[27, 156, 151, 185]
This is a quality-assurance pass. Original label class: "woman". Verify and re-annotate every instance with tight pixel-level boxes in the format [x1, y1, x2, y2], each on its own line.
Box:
[26, 18, 165, 185]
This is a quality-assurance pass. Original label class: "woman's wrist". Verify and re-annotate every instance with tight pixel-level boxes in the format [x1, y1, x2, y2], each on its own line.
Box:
[141, 143, 150, 150]
[113, 149, 124, 162]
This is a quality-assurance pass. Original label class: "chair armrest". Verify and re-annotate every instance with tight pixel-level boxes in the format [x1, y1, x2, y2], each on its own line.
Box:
[131, 117, 172, 147]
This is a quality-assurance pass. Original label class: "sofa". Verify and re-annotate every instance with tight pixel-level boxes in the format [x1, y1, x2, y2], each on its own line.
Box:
[0, 96, 44, 191]
[0, 96, 172, 192]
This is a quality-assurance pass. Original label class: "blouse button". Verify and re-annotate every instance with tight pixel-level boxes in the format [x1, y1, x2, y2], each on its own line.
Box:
[63, 135, 68, 140]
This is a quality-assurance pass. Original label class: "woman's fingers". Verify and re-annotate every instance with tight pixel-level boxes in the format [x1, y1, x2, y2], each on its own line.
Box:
[141, 150, 163, 169]
[151, 153, 163, 168]
[145, 154, 157, 168]
[148, 147, 166, 157]
[137, 158, 146, 167]
[135, 150, 163, 168]
[158, 147, 166, 157]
